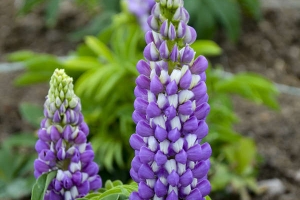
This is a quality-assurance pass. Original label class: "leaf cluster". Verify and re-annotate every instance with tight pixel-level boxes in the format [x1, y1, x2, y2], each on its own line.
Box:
[185, 0, 261, 42]
[0, 103, 42, 199]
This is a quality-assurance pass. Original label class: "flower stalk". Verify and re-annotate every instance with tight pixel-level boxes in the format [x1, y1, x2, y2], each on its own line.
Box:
[34, 69, 102, 200]
[129, 0, 211, 199]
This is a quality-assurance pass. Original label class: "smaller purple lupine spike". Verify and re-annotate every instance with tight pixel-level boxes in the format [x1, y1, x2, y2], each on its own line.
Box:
[34, 69, 101, 200]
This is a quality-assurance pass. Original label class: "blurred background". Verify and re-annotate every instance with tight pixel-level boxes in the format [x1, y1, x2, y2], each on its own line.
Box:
[0, 0, 299, 199]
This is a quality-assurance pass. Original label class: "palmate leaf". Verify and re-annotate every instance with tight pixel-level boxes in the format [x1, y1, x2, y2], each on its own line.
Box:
[85, 36, 115, 62]
[19, 103, 44, 128]
[78, 181, 137, 200]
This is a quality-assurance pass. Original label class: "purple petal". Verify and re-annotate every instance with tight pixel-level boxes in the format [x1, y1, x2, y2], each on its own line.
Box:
[38, 129, 50, 141]
[193, 120, 208, 139]
[180, 69, 192, 89]
[132, 111, 146, 124]
[136, 74, 151, 89]
[155, 125, 168, 142]
[138, 182, 154, 199]
[147, 102, 162, 118]
[186, 188, 202, 200]
[159, 41, 170, 60]
[166, 80, 178, 95]
[83, 162, 99, 176]
[72, 171, 82, 186]
[34, 159, 50, 173]
[136, 60, 151, 76]
[139, 146, 155, 163]
[130, 134, 146, 150]
[147, 15, 159, 31]
[134, 97, 148, 115]
[80, 150, 95, 164]
[166, 190, 178, 200]
[187, 144, 202, 161]
[50, 126, 61, 141]
[192, 161, 209, 179]
[184, 26, 196, 44]
[175, 149, 187, 164]
[35, 139, 50, 153]
[136, 120, 153, 137]
[170, 45, 179, 62]
[89, 175, 102, 190]
[131, 156, 142, 172]
[178, 100, 193, 115]
[180, 46, 195, 64]
[63, 125, 72, 141]
[200, 142, 212, 160]
[183, 116, 198, 132]
[129, 192, 143, 200]
[77, 181, 90, 195]
[179, 169, 193, 186]
[154, 179, 168, 197]
[168, 23, 176, 40]
[160, 20, 168, 37]
[150, 75, 164, 94]
[168, 128, 181, 142]
[192, 82, 207, 100]
[154, 150, 167, 166]
[165, 106, 177, 120]
[197, 179, 211, 197]
[167, 170, 180, 186]
[138, 164, 155, 179]
[191, 56, 208, 74]
[144, 42, 160, 61]
[74, 130, 87, 144]
[195, 102, 210, 120]
[130, 168, 140, 183]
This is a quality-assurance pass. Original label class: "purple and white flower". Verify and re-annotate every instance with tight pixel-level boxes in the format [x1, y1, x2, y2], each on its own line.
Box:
[130, 0, 212, 199]
[34, 69, 102, 200]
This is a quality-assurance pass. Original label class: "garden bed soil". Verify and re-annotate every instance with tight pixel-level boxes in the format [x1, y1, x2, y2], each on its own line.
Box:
[0, 1, 300, 200]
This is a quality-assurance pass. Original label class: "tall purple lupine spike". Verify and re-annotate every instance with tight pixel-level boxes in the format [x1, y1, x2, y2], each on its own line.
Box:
[127, 0, 156, 32]
[34, 69, 102, 200]
[130, 0, 212, 199]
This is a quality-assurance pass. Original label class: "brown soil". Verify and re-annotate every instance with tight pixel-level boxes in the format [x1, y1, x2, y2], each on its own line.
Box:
[0, 1, 300, 200]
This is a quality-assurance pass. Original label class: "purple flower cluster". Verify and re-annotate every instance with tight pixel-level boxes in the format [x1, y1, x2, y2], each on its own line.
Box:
[34, 69, 102, 200]
[129, 0, 212, 199]
[127, 0, 155, 31]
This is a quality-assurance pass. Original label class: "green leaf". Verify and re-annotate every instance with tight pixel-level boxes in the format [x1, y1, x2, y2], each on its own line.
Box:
[224, 138, 257, 175]
[205, 196, 212, 200]
[206, 0, 241, 42]
[63, 57, 103, 71]
[2, 133, 36, 150]
[7, 50, 36, 62]
[19, 103, 43, 127]
[17, 0, 44, 15]
[191, 40, 222, 56]
[85, 36, 114, 62]
[24, 55, 63, 71]
[45, 0, 60, 27]
[14, 71, 52, 86]
[31, 170, 57, 200]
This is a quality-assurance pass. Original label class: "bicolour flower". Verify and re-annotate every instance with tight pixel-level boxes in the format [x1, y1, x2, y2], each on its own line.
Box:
[129, 0, 211, 199]
[127, 0, 155, 31]
[34, 69, 102, 200]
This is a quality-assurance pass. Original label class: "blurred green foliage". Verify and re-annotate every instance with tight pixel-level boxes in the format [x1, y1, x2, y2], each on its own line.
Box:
[0, 103, 41, 199]
[186, 0, 261, 41]
[17, 0, 261, 41]
[8, 6, 278, 199]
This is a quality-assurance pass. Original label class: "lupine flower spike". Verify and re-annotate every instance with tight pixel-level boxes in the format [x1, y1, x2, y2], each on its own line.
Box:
[130, 0, 212, 199]
[34, 69, 102, 200]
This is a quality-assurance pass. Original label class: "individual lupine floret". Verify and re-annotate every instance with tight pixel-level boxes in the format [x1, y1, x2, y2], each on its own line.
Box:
[130, 0, 212, 199]
[34, 69, 102, 200]
[127, 0, 156, 31]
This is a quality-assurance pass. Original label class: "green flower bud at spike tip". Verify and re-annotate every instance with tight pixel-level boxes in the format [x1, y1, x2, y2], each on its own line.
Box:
[34, 69, 102, 200]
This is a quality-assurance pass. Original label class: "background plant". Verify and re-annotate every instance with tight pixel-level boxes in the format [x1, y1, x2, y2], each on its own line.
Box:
[6, 0, 276, 199]
[16, 0, 261, 42]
